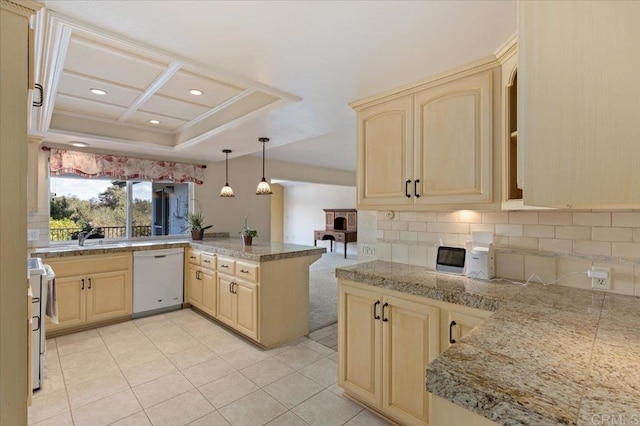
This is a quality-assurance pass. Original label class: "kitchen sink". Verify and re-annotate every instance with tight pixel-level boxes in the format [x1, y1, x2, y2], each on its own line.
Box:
[45, 243, 128, 252]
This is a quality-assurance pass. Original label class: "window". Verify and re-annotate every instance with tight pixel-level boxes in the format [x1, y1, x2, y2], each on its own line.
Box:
[49, 176, 191, 242]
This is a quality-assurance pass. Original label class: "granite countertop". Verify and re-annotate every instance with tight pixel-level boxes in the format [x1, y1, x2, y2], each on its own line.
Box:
[34, 238, 326, 263]
[336, 260, 640, 426]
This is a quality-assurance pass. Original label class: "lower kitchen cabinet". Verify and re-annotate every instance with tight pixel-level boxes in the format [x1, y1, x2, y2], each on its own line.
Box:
[339, 280, 439, 426]
[185, 250, 216, 317]
[186, 265, 203, 308]
[441, 305, 491, 353]
[43, 253, 132, 336]
[216, 273, 258, 340]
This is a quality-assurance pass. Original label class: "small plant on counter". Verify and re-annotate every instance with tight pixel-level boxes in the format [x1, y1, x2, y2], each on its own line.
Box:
[240, 214, 257, 245]
[185, 211, 212, 240]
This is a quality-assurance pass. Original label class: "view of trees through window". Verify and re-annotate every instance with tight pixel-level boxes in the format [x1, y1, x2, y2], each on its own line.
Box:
[50, 177, 190, 241]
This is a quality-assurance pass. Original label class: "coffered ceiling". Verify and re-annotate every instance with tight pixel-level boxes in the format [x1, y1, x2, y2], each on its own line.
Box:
[37, 1, 517, 171]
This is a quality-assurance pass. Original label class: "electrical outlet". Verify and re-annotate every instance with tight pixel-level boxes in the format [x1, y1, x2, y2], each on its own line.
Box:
[590, 266, 612, 290]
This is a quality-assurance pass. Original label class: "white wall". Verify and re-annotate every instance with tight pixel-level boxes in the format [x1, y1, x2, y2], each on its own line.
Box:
[283, 183, 357, 253]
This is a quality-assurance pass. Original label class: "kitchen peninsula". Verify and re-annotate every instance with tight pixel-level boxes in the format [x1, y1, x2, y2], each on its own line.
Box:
[35, 239, 326, 348]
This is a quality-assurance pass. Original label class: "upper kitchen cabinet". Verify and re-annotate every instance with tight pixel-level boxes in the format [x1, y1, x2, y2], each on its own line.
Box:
[519, 1, 640, 208]
[352, 60, 500, 211]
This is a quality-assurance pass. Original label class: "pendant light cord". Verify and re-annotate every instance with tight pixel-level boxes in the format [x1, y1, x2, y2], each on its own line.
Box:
[262, 140, 266, 179]
[225, 152, 229, 184]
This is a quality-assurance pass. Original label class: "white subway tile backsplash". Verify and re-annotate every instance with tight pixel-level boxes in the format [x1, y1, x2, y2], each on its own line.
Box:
[391, 243, 409, 263]
[399, 231, 418, 241]
[458, 210, 481, 223]
[573, 240, 611, 256]
[448, 223, 470, 234]
[417, 232, 438, 243]
[495, 224, 523, 237]
[376, 242, 392, 261]
[635, 266, 640, 297]
[594, 263, 635, 296]
[573, 212, 611, 227]
[539, 238, 573, 254]
[556, 258, 592, 290]
[392, 221, 408, 231]
[612, 242, 640, 258]
[377, 220, 392, 230]
[408, 221, 427, 232]
[398, 212, 417, 222]
[408, 245, 429, 267]
[427, 246, 438, 269]
[508, 237, 539, 250]
[416, 212, 437, 222]
[482, 212, 508, 224]
[538, 212, 572, 226]
[376, 230, 384, 239]
[523, 225, 556, 238]
[634, 229, 640, 243]
[427, 223, 448, 233]
[556, 226, 591, 240]
[612, 212, 640, 227]
[508, 212, 538, 225]
[494, 236, 509, 248]
[437, 212, 459, 222]
[591, 227, 633, 242]
[524, 255, 557, 284]
[470, 223, 495, 233]
[438, 233, 459, 245]
[496, 253, 524, 281]
[384, 230, 399, 240]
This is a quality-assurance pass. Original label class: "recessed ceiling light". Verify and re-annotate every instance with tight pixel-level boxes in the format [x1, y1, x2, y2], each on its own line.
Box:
[189, 89, 203, 96]
[89, 88, 107, 95]
[69, 141, 90, 148]
[149, 119, 161, 124]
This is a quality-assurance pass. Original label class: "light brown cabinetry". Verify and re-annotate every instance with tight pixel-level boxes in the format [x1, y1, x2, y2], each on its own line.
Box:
[185, 249, 216, 317]
[339, 280, 439, 425]
[519, 1, 640, 207]
[216, 257, 259, 340]
[353, 65, 497, 210]
[440, 305, 490, 352]
[44, 253, 132, 336]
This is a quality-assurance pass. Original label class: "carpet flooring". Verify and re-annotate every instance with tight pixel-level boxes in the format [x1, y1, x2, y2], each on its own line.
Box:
[308, 252, 369, 332]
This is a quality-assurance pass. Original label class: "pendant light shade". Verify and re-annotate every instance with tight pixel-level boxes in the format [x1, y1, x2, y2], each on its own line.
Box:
[220, 149, 235, 197]
[256, 137, 272, 195]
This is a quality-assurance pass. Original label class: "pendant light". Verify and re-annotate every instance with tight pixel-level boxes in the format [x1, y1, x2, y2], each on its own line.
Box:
[255, 137, 272, 195]
[220, 149, 235, 197]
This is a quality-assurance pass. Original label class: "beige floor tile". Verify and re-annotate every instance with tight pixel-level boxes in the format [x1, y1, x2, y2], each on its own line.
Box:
[138, 322, 184, 339]
[240, 358, 294, 388]
[344, 410, 391, 425]
[292, 390, 362, 425]
[186, 323, 231, 342]
[71, 389, 141, 426]
[132, 371, 194, 409]
[167, 344, 217, 370]
[218, 344, 272, 370]
[218, 390, 287, 426]
[266, 337, 309, 356]
[28, 389, 69, 424]
[45, 338, 58, 353]
[112, 344, 165, 370]
[66, 369, 129, 409]
[187, 410, 230, 425]
[326, 383, 345, 397]
[299, 340, 335, 356]
[207, 333, 252, 355]
[299, 357, 338, 388]
[274, 346, 324, 370]
[105, 335, 155, 357]
[153, 334, 201, 355]
[30, 410, 73, 426]
[182, 357, 236, 387]
[145, 389, 214, 426]
[121, 356, 177, 387]
[41, 369, 66, 393]
[266, 411, 309, 425]
[327, 352, 338, 362]
[198, 371, 259, 409]
[59, 346, 113, 371]
[263, 372, 324, 409]
[133, 313, 168, 326]
[97, 320, 140, 338]
[111, 411, 152, 426]
[61, 356, 120, 388]
[56, 329, 104, 357]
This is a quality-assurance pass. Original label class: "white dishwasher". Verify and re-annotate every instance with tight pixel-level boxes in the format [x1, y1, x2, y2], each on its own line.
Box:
[133, 248, 184, 317]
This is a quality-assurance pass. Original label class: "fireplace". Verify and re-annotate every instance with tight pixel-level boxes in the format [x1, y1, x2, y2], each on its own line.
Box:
[314, 209, 357, 259]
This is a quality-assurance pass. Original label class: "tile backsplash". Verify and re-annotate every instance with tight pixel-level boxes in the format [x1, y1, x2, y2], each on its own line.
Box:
[27, 210, 50, 249]
[374, 210, 640, 296]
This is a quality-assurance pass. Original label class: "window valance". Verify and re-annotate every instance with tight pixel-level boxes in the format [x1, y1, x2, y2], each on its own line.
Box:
[49, 149, 205, 184]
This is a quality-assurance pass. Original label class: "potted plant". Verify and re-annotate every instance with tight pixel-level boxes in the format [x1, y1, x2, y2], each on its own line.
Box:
[240, 214, 258, 246]
[185, 211, 212, 240]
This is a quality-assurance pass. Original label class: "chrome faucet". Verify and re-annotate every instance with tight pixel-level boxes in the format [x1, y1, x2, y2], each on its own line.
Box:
[78, 227, 98, 246]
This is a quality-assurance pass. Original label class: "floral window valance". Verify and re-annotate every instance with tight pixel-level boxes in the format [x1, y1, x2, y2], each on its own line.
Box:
[49, 149, 205, 184]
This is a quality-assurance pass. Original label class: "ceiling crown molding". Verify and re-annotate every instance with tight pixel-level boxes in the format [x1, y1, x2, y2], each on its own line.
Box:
[0, 0, 42, 16]
[494, 32, 517, 64]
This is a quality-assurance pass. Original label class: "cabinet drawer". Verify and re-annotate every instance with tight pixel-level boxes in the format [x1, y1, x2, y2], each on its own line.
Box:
[235, 262, 259, 283]
[187, 250, 201, 266]
[217, 257, 235, 274]
[334, 233, 345, 242]
[201, 253, 216, 270]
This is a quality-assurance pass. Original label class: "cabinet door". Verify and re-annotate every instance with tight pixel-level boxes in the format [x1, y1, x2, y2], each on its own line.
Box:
[48, 275, 86, 332]
[216, 274, 235, 327]
[201, 270, 216, 317]
[414, 71, 493, 205]
[338, 283, 382, 409]
[444, 310, 486, 352]
[382, 295, 439, 426]
[187, 266, 203, 308]
[234, 279, 258, 340]
[520, 2, 640, 207]
[85, 270, 132, 323]
[357, 97, 413, 207]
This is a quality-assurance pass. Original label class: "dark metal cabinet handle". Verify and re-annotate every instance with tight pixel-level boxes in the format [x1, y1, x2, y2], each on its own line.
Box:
[204, 260, 211, 264]
[221, 264, 229, 268]
[240, 269, 249, 274]
[81, 279, 85, 290]
[196, 271, 202, 280]
[449, 320, 457, 344]
[232, 283, 238, 294]
[32, 315, 41, 332]
[33, 83, 43, 107]
[229, 282, 233, 293]
[373, 301, 381, 320]
[405, 180, 412, 198]
[382, 302, 389, 322]
[414, 179, 420, 198]
[88, 278, 92, 289]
